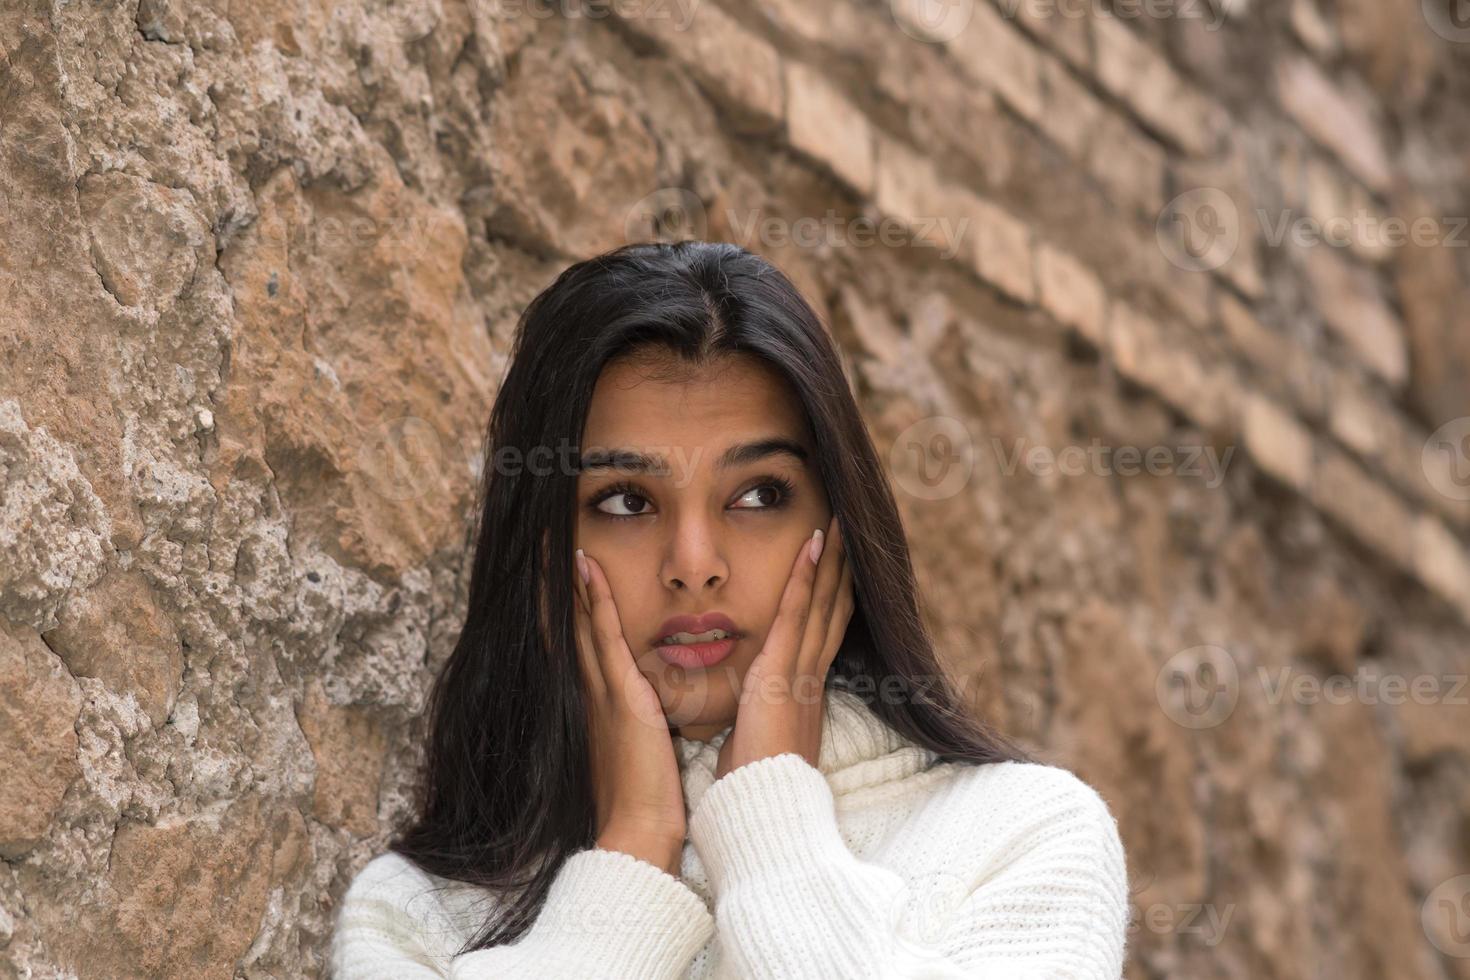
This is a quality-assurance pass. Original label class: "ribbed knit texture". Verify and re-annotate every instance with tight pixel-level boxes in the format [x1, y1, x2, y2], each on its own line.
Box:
[330, 686, 1131, 978]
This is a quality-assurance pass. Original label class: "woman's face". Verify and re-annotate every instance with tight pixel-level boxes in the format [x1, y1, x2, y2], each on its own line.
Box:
[573, 350, 834, 741]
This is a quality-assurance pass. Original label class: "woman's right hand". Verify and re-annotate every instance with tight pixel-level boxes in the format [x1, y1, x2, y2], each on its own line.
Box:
[573, 547, 688, 877]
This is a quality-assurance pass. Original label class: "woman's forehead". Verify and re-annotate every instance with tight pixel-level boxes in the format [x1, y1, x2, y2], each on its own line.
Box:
[576, 437, 812, 486]
[582, 354, 808, 448]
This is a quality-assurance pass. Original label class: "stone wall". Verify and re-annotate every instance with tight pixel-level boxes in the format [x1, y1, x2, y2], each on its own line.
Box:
[2, 0, 1469, 976]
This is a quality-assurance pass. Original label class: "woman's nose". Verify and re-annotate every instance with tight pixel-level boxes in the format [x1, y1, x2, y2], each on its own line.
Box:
[660, 520, 729, 591]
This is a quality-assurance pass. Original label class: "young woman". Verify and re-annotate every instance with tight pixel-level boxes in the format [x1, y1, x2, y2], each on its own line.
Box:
[330, 241, 1130, 978]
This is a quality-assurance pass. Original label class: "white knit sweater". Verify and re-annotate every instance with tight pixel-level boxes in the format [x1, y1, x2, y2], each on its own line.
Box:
[330, 686, 1131, 978]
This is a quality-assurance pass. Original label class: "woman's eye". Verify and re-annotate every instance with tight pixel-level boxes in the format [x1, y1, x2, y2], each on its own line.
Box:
[591, 477, 792, 519]
[732, 483, 784, 510]
[595, 491, 652, 517]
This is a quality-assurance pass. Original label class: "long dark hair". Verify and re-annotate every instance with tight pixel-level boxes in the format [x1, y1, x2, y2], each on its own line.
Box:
[387, 240, 1034, 953]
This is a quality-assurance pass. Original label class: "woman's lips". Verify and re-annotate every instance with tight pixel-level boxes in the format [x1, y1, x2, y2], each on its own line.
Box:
[654, 634, 738, 669]
[655, 611, 740, 640]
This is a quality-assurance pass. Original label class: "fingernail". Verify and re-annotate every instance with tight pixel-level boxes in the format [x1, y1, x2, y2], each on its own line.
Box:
[576, 548, 590, 584]
[809, 528, 824, 565]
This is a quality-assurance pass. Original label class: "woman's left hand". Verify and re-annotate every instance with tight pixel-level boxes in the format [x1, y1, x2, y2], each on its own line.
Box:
[715, 513, 854, 781]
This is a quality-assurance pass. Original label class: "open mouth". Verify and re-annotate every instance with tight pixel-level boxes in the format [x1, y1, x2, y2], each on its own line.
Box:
[657, 628, 736, 646]
[653, 630, 740, 669]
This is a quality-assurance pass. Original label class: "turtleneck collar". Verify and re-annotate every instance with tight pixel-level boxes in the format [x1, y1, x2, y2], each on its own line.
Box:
[670, 684, 940, 815]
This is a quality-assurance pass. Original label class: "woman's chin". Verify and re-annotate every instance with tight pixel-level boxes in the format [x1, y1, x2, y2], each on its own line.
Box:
[654, 678, 737, 729]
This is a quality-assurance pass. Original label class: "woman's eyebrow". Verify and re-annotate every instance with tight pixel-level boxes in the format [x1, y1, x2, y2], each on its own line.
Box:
[579, 437, 809, 476]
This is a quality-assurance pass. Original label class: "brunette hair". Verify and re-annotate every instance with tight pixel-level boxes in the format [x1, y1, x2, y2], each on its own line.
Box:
[387, 240, 1034, 953]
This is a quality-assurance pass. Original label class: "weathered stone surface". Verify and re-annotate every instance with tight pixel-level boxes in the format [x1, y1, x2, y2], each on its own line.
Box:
[1092, 15, 1227, 156]
[1054, 598, 1207, 905]
[1037, 53, 1105, 161]
[0, 619, 83, 859]
[1393, 190, 1470, 429]
[296, 678, 390, 837]
[1334, 0, 1438, 109]
[954, 188, 1035, 304]
[45, 569, 184, 730]
[63, 795, 285, 980]
[1303, 245, 1409, 387]
[784, 59, 874, 197]
[214, 159, 496, 582]
[1243, 391, 1314, 493]
[1310, 443, 1417, 575]
[1276, 55, 1394, 194]
[939, 0, 1045, 124]
[0, 401, 112, 631]
[1037, 243, 1107, 346]
[481, 39, 662, 258]
[2, 2, 1469, 978]
[612, 1, 783, 135]
[1087, 105, 1167, 217]
[78, 173, 211, 311]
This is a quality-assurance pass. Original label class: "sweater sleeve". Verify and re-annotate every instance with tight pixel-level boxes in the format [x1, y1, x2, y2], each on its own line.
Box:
[687, 753, 1130, 980]
[330, 846, 715, 979]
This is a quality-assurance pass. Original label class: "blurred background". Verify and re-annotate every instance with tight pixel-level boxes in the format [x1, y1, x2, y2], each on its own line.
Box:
[2, 0, 1469, 976]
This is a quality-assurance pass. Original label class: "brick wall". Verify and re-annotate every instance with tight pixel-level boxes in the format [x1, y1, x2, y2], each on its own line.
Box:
[1, 0, 1469, 976]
